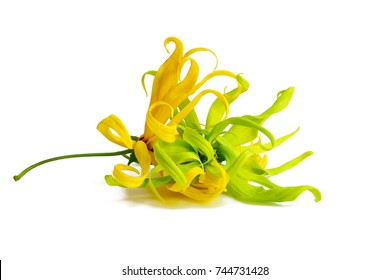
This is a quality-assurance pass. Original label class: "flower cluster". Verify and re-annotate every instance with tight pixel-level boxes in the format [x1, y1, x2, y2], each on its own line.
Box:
[97, 37, 321, 203]
[14, 37, 321, 204]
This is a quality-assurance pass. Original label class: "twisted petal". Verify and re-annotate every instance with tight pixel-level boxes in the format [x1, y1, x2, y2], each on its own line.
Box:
[112, 141, 151, 188]
[150, 37, 184, 104]
[142, 37, 243, 147]
[257, 87, 294, 125]
[164, 161, 228, 201]
[142, 37, 184, 141]
[145, 101, 177, 143]
[206, 74, 249, 128]
[184, 47, 218, 71]
[208, 116, 275, 151]
[182, 126, 215, 164]
[177, 98, 201, 130]
[148, 57, 200, 130]
[236, 127, 300, 154]
[169, 57, 199, 103]
[141, 70, 157, 97]
[184, 70, 242, 100]
[216, 87, 294, 150]
[167, 166, 204, 192]
[227, 176, 321, 203]
[181, 161, 228, 201]
[154, 140, 187, 186]
[170, 89, 230, 126]
[97, 114, 135, 149]
[265, 151, 313, 176]
[225, 148, 321, 203]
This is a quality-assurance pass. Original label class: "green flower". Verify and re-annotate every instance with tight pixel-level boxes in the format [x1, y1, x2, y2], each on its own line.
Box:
[145, 86, 321, 203]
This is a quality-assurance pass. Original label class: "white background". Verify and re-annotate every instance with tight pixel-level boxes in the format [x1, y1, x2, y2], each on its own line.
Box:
[1, 0, 389, 279]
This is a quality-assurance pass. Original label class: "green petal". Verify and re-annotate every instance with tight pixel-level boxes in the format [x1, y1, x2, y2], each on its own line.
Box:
[208, 116, 275, 151]
[257, 87, 294, 125]
[154, 140, 187, 186]
[182, 127, 215, 164]
[225, 146, 320, 203]
[266, 151, 314, 176]
[141, 70, 157, 97]
[169, 151, 202, 166]
[226, 149, 254, 176]
[214, 137, 239, 168]
[222, 124, 258, 147]
[156, 138, 194, 155]
[227, 178, 321, 203]
[218, 87, 295, 148]
[177, 98, 201, 130]
[257, 127, 300, 153]
[242, 157, 268, 176]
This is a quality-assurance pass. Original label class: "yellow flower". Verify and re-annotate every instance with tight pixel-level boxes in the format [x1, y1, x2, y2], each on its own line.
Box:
[140, 37, 240, 147]
[14, 37, 320, 204]
[97, 37, 242, 189]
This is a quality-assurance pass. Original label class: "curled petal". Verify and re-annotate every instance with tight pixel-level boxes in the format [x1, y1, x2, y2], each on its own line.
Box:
[141, 70, 157, 97]
[154, 140, 187, 186]
[208, 116, 276, 152]
[177, 98, 201, 130]
[184, 47, 219, 71]
[266, 151, 313, 176]
[182, 126, 215, 164]
[112, 141, 151, 188]
[257, 87, 294, 125]
[168, 57, 199, 105]
[206, 74, 249, 128]
[222, 125, 259, 148]
[227, 176, 321, 203]
[237, 127, 300, 154]
[97, 114, 135, 149]
[150, 37, 184, 104]
[149, 57, 199, 127]
[145, 101, 177, 143]
[181, 161, 228, 201]
[219, 87, 294, 149]
[142, 38, 183, 142]
[170, 89, 229, 125]
[190, 70, 240, 96]
[226, 151, 321, 203]
[167, 166, 204, 192]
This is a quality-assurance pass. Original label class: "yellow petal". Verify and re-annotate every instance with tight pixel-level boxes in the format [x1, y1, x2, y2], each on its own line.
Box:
[184, 47, 218, 71]
[170, 89, 229, 125]
[150, 37, 184, 105]
[143, 57, 199, 142]
[167, 57, 199, 105]
[180, 161, 228, 201]
[142, 38, 184, 141]
[181, 70, 242, 101]
[167, 166, 204, 192]
[112, 141, 151, 188]
[97, 114, 135, 149]
[145, 101, 177, 143]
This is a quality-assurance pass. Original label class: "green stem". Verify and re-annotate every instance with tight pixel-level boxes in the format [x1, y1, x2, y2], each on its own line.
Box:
[13, 149, 132, 181]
